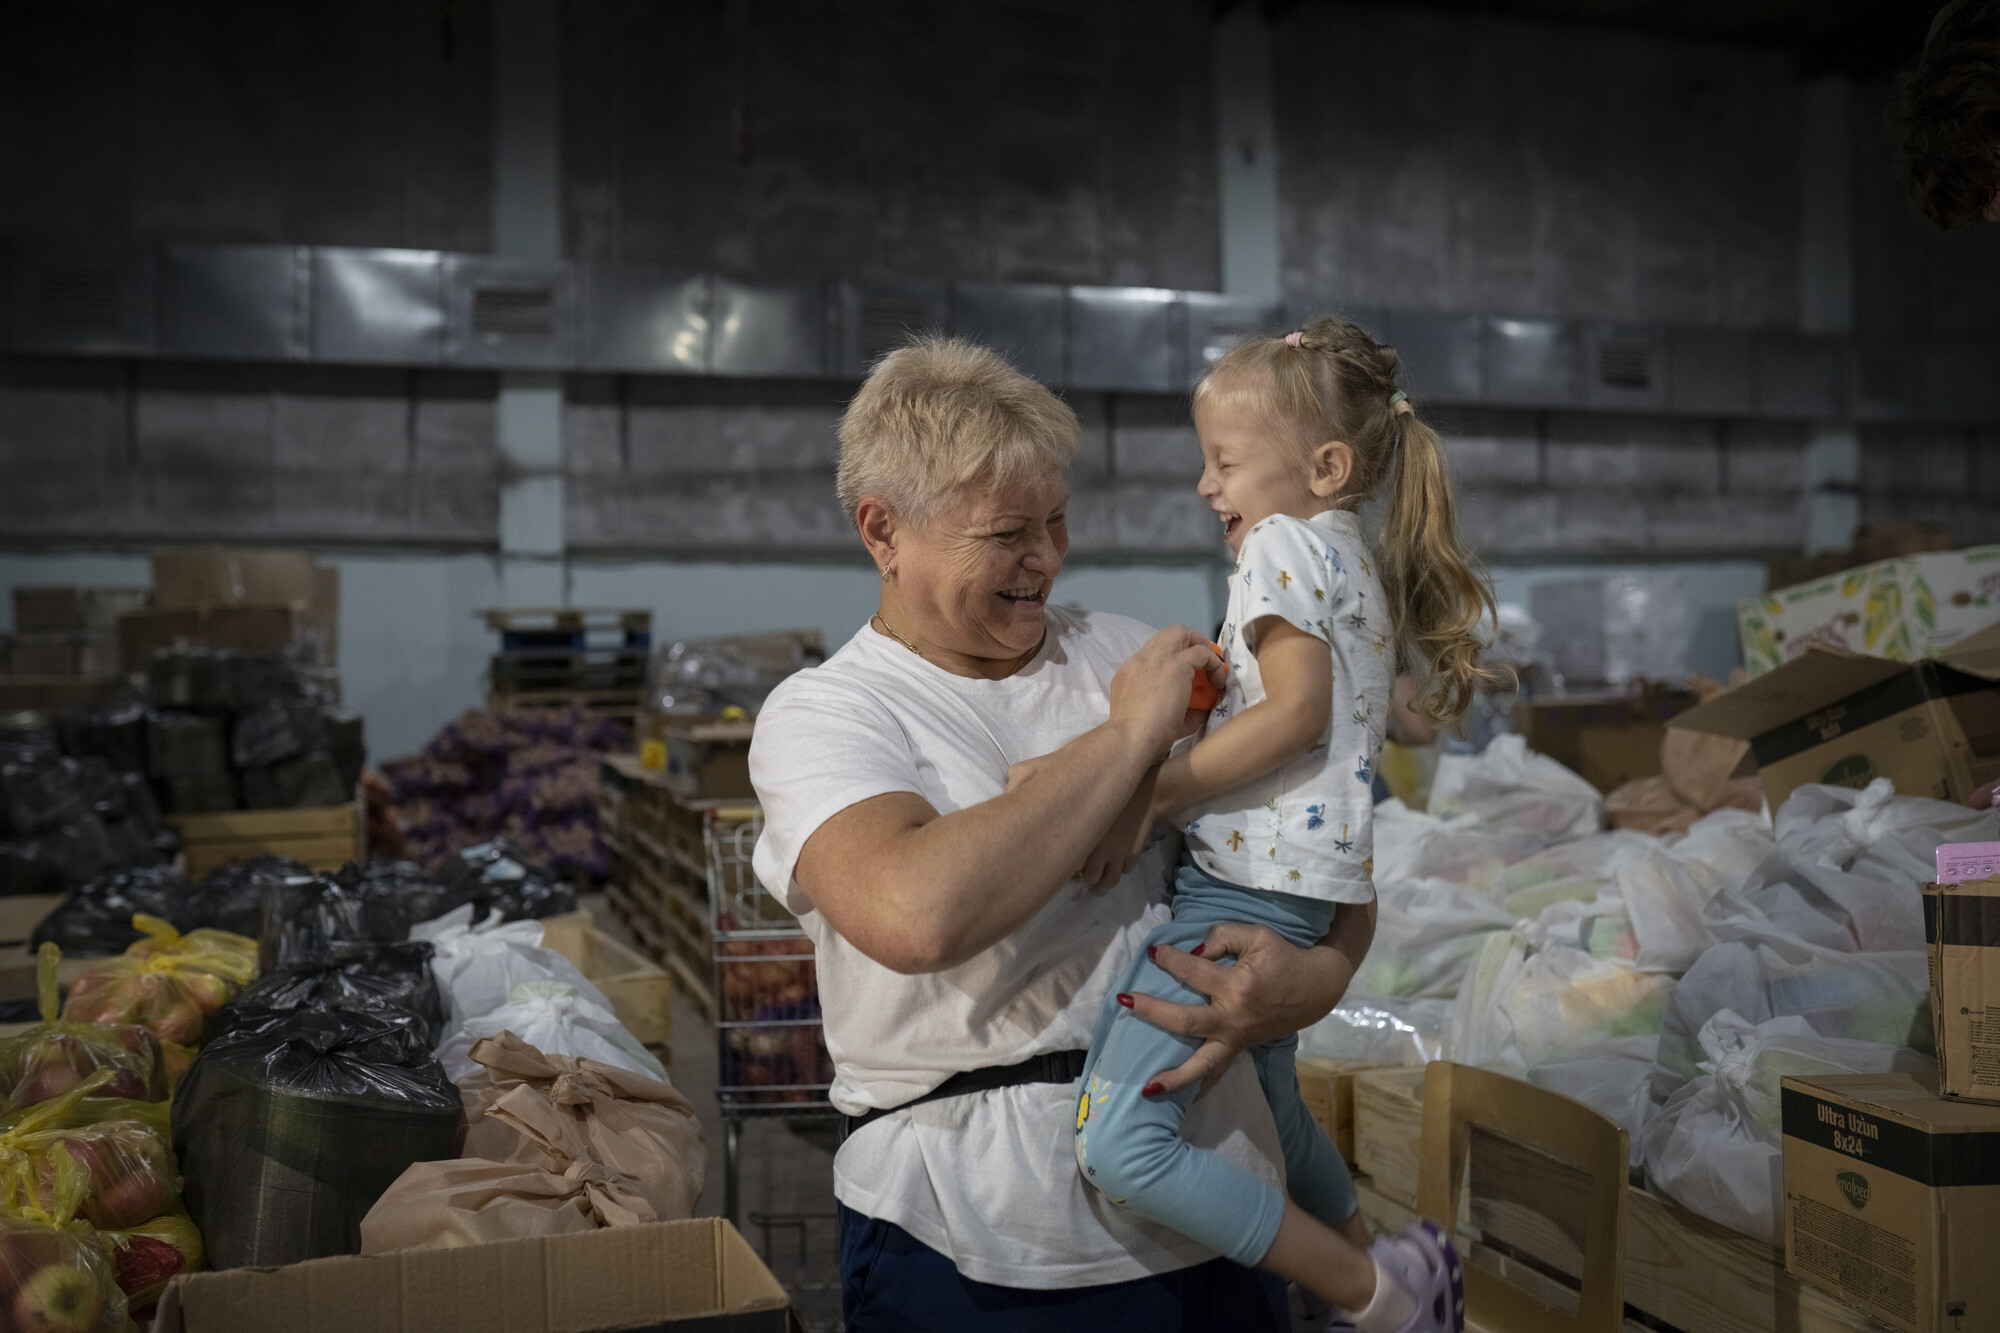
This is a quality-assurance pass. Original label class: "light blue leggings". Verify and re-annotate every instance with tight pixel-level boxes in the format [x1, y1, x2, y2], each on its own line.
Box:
[1074, 861, 1359, 1267]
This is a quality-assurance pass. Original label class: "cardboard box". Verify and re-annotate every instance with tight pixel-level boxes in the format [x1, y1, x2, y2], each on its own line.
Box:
[10, 586, 82, 633]
[152, 546, 317, 611]
[1781, 1071, 2000, 1332]
[153, 1216, 797, 1333]
[117, 605, 293, 674]
[8, 632, 80, 676]
[1742, 546, 2000, 678]
[1669, 621, 2000, 811]
[659, 718, 755, 800]
[1511, 687, 1699, 794]
[1922, 874, 2000, 1104]
[171, 800, 361, 879]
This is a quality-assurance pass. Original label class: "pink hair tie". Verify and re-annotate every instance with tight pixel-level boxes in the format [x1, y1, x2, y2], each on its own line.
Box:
[1284, 331, 1303, 348]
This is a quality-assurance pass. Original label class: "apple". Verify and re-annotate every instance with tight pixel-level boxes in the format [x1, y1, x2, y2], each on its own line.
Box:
[11, 1262, 103, 1333]
[178, 972, 232, 1013]
[87, 1169, 172, 1233]
[0, 1231, 70, 1289]
[108, 1234, 184, 1306]
[11, 1065, 81, 1110]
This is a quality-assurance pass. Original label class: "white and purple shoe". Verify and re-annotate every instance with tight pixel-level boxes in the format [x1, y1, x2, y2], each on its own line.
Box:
[1369, 1220, 1465, 1333]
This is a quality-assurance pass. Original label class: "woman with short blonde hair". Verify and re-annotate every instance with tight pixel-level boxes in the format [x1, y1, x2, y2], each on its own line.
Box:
[750, 337, 1373, 1330]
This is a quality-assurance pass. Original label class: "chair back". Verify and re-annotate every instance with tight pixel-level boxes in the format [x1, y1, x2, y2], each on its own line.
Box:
[1417, 1062, 1628, 1333]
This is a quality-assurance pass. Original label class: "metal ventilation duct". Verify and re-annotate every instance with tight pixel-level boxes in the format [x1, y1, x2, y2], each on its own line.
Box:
[0, 236, 1996, 424]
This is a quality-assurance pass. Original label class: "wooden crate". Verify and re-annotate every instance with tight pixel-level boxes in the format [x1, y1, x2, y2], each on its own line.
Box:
[0, 896, 63, 947]
[539, 910, 674, 1050]
[170, 801, 361, 880]
[1350, 1066, 1887, 1333]
[599, 756, 718, 1020]
[1297, 1056, 1386, 1167]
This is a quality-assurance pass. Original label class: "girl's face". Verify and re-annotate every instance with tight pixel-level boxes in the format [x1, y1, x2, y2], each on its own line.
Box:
[1194, 398, 1325, 555]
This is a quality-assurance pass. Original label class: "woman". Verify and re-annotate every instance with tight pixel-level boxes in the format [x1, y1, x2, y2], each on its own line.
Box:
[749, 338, 1375, 1330]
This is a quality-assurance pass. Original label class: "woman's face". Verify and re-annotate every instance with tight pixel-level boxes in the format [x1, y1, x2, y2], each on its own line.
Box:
[891, 473, 1069, 662]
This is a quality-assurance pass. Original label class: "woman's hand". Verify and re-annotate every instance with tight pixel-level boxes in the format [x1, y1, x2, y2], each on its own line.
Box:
[1109, 627, 1229, 759]
[1127, 914, 1365, 1096]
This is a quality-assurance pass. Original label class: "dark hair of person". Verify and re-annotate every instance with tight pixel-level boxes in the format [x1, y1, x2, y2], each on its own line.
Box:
[1900, 0, 2000, 229]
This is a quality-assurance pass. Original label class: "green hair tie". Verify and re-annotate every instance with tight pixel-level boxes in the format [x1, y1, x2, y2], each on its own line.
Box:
[1388, 390, 1408, 405]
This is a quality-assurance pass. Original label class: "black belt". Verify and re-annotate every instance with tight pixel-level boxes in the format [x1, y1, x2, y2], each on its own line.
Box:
[843, 1049, 1089, 1139]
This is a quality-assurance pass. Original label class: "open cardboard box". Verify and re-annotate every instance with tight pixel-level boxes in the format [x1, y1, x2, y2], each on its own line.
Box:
[1670, 621, 2000, 811]
[154, 1216, 798, 1333]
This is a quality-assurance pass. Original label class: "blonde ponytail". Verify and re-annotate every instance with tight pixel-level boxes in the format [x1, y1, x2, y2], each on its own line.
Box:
[1194, 315, 1506, 725]
[1379, 413, 1505, 724]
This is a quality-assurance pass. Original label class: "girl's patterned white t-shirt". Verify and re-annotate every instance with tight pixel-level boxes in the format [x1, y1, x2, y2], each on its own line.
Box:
[1182, 508, 1391, 904]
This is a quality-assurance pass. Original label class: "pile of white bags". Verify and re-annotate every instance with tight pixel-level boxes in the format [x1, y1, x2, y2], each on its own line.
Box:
[410, 903, 672, 1087]
[1356, 737, 1991, 1245]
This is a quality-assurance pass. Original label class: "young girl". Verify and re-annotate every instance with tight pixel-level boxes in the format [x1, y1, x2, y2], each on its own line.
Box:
[1074, 317, 1496, 1332]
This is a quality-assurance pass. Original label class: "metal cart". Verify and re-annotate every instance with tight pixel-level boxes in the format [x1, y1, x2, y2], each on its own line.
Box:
[703, 803, 838, 1226]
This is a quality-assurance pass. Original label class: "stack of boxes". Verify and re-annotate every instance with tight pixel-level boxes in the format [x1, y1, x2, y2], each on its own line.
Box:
[7, 586, 147, 678]
[1777, 843, 2000, 1332]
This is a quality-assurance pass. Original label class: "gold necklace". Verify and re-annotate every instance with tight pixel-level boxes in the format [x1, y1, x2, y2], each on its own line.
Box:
[871, 613, 927, 660]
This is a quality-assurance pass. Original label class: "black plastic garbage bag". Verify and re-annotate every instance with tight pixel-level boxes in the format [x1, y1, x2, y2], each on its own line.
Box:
[259, 862, 461, 971]
[435, 839, 576, 923]
[224, 940, 444, 1043]
[173, 1005, 463, 1269]
[31, 865, 193, 955]
[189, 855, 309, 939]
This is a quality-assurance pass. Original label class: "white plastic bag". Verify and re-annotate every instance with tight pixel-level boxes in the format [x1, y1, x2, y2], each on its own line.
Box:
[1648, 931, 1931, 1106]
[1665, 808, 1774, 895]
[1451, 930, 1673, 1072]
[1300, 992, 1453, 1065]
[1526, 1034, 1657, 1144]
[1768, 780, 1997, 952]
[1610, 853, 1721, 973]
[1494, 830, 1658, 918]
[1360, 877, 1517, 998]
[437, 980, 668, 1084]
[1640, 1009, 1933, 1245]
[411, 903, 614, 1027]
[1428, 734, 1604, 843]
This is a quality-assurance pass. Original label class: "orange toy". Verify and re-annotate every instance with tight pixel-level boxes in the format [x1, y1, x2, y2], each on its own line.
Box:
[1189, 641, 1228, 711]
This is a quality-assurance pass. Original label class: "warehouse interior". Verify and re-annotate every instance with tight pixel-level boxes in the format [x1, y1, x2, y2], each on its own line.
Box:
[1, 1, 1997, 1330]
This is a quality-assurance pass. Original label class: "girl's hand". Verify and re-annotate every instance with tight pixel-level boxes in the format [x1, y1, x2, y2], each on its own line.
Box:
[1079, 765, 1159, 887]
[1109, 627, 1230, 759]
[1128, 920, 1355, 1096]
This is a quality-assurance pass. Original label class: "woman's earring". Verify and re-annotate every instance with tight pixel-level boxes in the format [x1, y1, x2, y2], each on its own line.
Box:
[880, 566, 892, 582]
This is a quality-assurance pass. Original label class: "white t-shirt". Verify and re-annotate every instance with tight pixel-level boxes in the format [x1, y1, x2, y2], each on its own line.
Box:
[1183, 509, 1392, 903]
[749, 605, 1283, 1289]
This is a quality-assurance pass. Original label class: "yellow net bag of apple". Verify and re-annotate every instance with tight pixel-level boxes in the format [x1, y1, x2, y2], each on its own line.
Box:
[0, 946, 168, 1114]
[0, 1075, 138, 1332]
[0, 1208, 127, 1331]
[61, 916, 259, 1053]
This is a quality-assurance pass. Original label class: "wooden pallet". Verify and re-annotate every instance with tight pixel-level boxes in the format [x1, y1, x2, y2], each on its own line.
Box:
[1350, 1067, 1889, 1333]
[170, 800, 362, 879]
[487, 688, 641, 718]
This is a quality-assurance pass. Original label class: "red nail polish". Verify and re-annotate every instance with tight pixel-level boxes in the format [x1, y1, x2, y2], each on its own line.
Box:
[1142, 1082, 1164, 1097]
[1146, 945, 1157, 960]
[1116, 993, 1134, 1008]
[1191, 944, 1205, 957]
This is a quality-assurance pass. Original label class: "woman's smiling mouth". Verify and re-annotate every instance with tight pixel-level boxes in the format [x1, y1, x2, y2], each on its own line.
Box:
[997, 586, 1045, 603]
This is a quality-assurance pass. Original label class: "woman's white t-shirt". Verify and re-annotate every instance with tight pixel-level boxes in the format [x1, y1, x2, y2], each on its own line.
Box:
[749, 606, 1283, 1289]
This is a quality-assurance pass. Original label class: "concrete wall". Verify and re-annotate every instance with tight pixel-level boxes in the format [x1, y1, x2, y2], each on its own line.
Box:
[562, 0, 1219, 288]
[1273, 3, 1802, 327]
[1, 1, 491, 250]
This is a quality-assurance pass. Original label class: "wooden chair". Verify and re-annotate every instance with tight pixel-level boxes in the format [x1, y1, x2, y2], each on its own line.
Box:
[1417, 1062, 1630, 1333]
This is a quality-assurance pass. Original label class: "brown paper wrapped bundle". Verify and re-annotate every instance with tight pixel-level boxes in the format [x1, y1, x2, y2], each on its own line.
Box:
[357, 1032, 704, 1253]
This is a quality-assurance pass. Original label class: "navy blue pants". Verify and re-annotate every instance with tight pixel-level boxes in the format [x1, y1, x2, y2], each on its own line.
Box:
[838, 1202, 1288, 1332]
